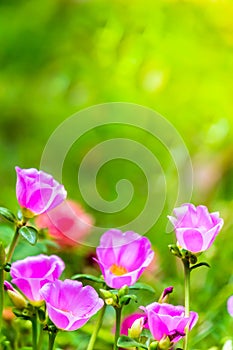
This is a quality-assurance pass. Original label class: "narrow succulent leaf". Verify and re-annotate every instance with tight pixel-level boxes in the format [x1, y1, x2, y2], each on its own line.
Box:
[71, 273, 105, 284]
[129, 282, 155, 293]
[190, 262, 210, 271]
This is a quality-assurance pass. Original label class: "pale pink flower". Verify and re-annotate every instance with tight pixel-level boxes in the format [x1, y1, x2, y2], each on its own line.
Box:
[15, 167, 67, 215]
[168, 203, 223, 253]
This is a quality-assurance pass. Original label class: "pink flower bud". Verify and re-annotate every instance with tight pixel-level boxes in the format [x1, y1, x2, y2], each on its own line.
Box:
[15, 167, 67, 216]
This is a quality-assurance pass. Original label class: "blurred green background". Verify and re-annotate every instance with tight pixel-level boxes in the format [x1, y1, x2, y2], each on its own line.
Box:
[1, 0, 233, 348]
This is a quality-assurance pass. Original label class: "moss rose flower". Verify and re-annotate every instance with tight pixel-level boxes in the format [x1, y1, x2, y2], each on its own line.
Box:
[40, 279, 104, 331]
[168, 203, 223, 253]
[10, 254, 65, 303]
[141, 302, 198, 343]
[15, 167, 67, 216]
[95, 229, 154, 289]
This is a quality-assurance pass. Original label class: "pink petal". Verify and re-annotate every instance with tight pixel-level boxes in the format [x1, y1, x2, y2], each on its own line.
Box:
[147, 311, 169, 341]
[177, 228, 204, 253]
[227, 296, 233, 317]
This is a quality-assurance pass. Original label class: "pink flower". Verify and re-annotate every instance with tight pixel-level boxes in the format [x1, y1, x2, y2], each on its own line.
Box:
[227, 296, 233, 317]
[15, 167, 67, 215]
[95, 229, 154, 289]
[120, 313, 148, 335]
[35, 199, 94, 247]
[10, 254, 65, 303]
[168, 203, 223, 253]
[141, 302, 198, 343]
[40, 279, 104, 331]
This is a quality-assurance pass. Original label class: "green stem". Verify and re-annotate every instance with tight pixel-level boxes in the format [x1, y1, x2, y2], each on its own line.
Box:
[31, 313, 38, 350]
[183, 259, 191, 350]
[6, 226, 20, 264]
[48, 330, 57, 350]
[114, 307, 122, 350]
[87, 304, 106, 350]
[37, 323, 44, 350]
[0, 266, 4, 337]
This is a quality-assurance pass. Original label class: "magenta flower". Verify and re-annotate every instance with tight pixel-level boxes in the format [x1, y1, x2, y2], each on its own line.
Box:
[15, 167, 67, 216]
[227, 296, 233, 317]
[168, 203, 223, 253]
[10, 254, 65, 303]
[40, 279, 104, 331]
[120, 313, 148, 335]
[141, 302, 198, 343]
[95, 229, 154, 289]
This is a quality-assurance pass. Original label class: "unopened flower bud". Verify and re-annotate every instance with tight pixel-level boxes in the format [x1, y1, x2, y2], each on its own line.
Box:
[149, 341, 159, 349]
[99, 289, 114, 299]
[118, 285, 129, 298]
[4, 281, 27, 309]
[158, 335, 171, 349]
[158, 286, 173, 303]
[168, 244, 182, 258]
[105, 297, 114, 305]
[128, 317, 144, 339]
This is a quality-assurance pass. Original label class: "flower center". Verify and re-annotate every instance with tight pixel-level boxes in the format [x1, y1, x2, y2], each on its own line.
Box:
[110, 263, 128, 276]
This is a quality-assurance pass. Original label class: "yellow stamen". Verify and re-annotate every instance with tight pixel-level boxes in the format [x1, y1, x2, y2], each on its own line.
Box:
[110, 264, 128, 276]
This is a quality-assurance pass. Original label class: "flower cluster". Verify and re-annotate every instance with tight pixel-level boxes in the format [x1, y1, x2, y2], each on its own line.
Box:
[0, 167, 226, 350]
[6, 254, 104, 331]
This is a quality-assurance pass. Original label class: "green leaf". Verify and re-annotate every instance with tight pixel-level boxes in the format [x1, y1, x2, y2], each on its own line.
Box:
[119, 294, 137, 306]
[71, 274, 105, 284]
[0, 207, 16, 224]
[190, 262, 210, 271]
[129, 283, 155, 294]
[19, 226, 38, 245]
[117, 335, 148, 349]
[0, 224, 14, 248]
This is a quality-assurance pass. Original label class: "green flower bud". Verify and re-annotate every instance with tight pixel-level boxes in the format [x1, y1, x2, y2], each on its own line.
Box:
[105, 297, 114, 305]
[168, 244, 182, 258]
[99, 289, 114, 299]
[158, 335, 171, 349]
[7, 289, 27, 309]
[149, 341, 159, 349]
[118, 284, 129, 298]
[128, 317, 144, 339]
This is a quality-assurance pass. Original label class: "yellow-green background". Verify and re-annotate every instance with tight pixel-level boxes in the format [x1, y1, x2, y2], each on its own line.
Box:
[1, 0, 233, 349]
